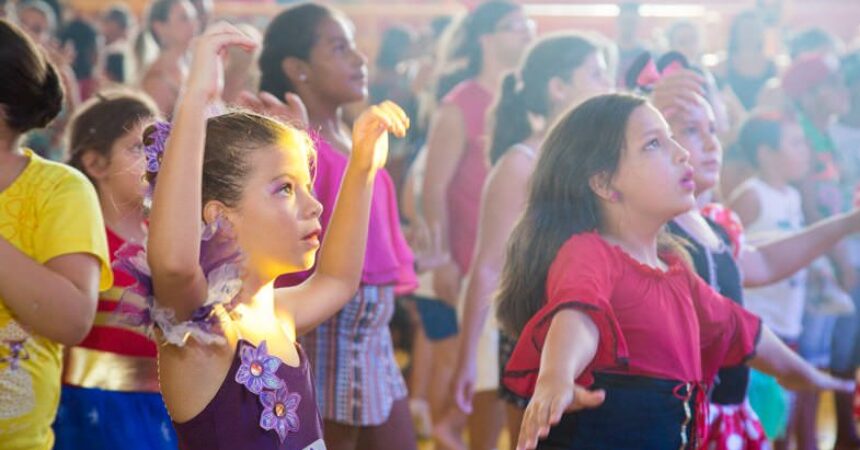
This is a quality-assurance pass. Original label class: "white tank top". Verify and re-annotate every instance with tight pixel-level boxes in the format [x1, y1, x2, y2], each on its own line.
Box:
[735, 177, 807, 339]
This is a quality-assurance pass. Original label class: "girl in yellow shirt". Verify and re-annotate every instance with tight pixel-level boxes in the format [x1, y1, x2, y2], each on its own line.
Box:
[0, 20, 112, 450]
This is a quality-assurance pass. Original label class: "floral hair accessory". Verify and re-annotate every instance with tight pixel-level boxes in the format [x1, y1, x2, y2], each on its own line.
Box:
[144, 121, 172, 174]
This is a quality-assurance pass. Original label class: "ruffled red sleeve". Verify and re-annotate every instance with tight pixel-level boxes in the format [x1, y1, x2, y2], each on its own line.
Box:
[502, 233, 628, 398]
[689, 271, 762, 382]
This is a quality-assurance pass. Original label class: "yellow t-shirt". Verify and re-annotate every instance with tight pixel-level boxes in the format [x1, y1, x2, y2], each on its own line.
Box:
[0, 150, 112, 450]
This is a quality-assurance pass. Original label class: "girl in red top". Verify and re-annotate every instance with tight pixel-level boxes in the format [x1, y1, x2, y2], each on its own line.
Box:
[496, 94, 852, 450]
[56, 90, 177, 449]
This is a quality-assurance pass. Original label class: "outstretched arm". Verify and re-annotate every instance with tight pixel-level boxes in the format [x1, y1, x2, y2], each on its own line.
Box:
[516, 309, 606, 450]
[277, 102, 409, 334]
[739, 209, 860, 287]
[749, 325, 853, 393]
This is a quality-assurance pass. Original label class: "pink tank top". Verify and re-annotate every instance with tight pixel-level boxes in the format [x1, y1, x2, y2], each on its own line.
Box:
[442, 80, 493, 272]
[276, 135, 417, 294]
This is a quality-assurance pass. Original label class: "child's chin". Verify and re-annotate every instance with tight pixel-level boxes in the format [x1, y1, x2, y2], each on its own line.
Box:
[301, 255, 317, 270]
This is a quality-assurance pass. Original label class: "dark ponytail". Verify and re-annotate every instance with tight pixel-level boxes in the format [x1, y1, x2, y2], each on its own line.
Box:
[259, 3, 333, 99]
[435, 0, 519, 100]
[487, 33, 599, 165]
[488, 73, 529, 164]
[0, 19, 64, 133]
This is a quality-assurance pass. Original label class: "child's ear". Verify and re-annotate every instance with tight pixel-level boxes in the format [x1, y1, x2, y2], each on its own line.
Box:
[282, 57, 310, 86]
[80, 151, 110, 181]
[589, 171, 620, 202]
[547, 76, 567, 104]
[203, 200, 238, 237]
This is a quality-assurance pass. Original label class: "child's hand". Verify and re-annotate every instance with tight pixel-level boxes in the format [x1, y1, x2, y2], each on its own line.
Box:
[185, 23, 257, 104]
[350, 101, 409, 173]
[516, 378, 605, 450]
[450, 356, 478, 414]
[651, 69, 706, 120]
[237, 91, 309, 129]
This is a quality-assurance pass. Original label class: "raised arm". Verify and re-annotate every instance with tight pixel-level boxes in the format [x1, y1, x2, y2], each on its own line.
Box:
[148, 25, 257, 321]
[516, 309, 605, 450]
[277, 102, 409, 334]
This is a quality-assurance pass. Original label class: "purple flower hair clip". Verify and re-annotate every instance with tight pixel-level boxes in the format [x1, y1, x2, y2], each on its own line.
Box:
[144, 121, 172, 174]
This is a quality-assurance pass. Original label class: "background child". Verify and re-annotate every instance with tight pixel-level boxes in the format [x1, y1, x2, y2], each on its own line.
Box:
[259, 5, 419, 448]
[421, 4, 534, 445]
[53, 90, 177, 449]
[0, 19, 112, 450]
[449, 32, 611, 450]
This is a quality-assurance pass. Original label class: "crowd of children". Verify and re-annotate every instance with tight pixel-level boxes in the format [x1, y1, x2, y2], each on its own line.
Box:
[2, 1, 860, 450]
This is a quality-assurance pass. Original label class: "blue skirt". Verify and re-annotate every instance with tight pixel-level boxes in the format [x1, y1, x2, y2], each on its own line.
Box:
[537, 373, 702, 450]
[53, 385, 178, 450]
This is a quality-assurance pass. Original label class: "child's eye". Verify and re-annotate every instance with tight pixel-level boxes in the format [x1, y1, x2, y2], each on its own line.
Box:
[684, 126, 699, 136]
[644, 138, 660, 151]
[129, 143, 145, 155]
[278, 183, 294, 196]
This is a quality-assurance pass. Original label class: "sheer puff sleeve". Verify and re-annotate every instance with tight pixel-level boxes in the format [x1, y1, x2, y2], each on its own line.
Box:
[502, 232, 628, 398]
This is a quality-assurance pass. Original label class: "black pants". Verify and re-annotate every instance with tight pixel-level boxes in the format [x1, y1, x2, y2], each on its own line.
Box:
[538, 373, 701, 450]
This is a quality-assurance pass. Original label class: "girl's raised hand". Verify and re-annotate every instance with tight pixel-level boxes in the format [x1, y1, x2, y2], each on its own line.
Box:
[516, 379, 605, 450]
[236, 91, 309, 129]
[185, 23, 257, 104]
[350, 101, 409, 173]
[651, 69, 706, 120]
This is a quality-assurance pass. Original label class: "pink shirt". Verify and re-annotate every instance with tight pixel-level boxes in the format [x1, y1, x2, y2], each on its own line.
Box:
[276, 135, 417, 294]
[442, 80, 493, 272]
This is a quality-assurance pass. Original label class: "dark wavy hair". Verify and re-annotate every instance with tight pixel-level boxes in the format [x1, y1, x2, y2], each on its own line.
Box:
[496, 94, 645, 334]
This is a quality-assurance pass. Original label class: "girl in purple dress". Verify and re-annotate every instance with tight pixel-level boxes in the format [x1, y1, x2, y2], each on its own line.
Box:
[119, 24, 410, 450]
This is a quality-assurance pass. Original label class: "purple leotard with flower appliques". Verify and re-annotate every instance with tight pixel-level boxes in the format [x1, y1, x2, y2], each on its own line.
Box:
[173, 340, 326, 450]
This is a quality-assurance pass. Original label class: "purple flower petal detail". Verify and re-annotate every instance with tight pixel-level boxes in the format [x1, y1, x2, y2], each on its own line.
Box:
[261, 372, 283, 390]
[275, 420, 288, 443]
[262, 356, 281, 373]
[258, 384, 302, 443]
[235, 364, 250, 385]
[249, 376, 263, 395]
[235, 340, 284, 395]
[260, 390, 276, 409]
[260, 409, 276, 430]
